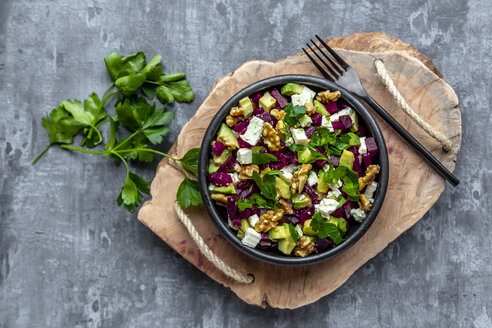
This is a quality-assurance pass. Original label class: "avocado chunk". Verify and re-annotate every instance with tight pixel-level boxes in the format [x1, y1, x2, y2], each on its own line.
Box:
[297, 148, 317, 164]
[302, 219, 318, 236]
[281, 83, 304, 96]
[268, 225, 289, 240]
[317, 170, 329, 193]
[259, 92, 276, 111]
[239, 97, 254, 119]
[212, 148, 231, 166]
[208, 159, 220, 173]
[292, 193, 312, 209]
[349, 111, 358, 132]
[339, 149, 355, 170]
[275, 177, 291, 199]
[211, 184, 236, 194]
[237, 218, 252, 239]
[347, 132, 361, 146]
[278, 235, 297, 255]
[314, 100, 329, 116]
[304, 235, 318, 243]
[217, 123, 239, 149]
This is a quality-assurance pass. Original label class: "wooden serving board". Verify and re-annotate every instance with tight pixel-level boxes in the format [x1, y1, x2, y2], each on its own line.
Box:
[138, 33, 461, 308]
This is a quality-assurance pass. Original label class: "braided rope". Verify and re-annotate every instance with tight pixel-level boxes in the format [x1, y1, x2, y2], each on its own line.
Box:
[374, 59, 453, 152]
[173, 201, 254, 284]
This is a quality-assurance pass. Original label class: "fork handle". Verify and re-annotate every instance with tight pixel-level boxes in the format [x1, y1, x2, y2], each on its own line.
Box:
[361, 95, 459, 187]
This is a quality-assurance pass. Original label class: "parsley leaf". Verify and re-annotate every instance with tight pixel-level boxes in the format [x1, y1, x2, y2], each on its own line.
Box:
[318, 222, 345, 244]
[252, 171, 277, 200]
[237, 199, 253, 211]
[251, 194, 278, 209]
[287, 223, 299, 243]
[251, 146, 277, 165]
[104, 52, 146, 81]
[341, 168, 360, 201]
[117, 172, 150, 213]
[177, 178, 202, 208]
[283, 103, 306, 126]
[179, 148, 200, 175]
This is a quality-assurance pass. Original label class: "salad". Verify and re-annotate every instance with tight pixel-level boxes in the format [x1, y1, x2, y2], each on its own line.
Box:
[207, 83, 380, 257]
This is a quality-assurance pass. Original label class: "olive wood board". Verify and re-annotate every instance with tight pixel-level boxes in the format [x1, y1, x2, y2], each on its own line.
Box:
[137, 32, 461, 309]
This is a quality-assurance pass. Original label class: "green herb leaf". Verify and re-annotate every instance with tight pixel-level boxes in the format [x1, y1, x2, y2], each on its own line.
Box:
[251, 194, 278, 209]
[251, 146, 277, 165]
[179, 148, 200, 176]
[115, 72, 147, 96]
[287, 223, 299, 243]
[261, 170, 283, 175]
[318, 222, 345, 244]
[42, 106, 84, 145]
[116, 171, 150, 213]
[104, 51, 146, 81]
[237, 199, 253, 211]
[283, 103, 307, 126]
[341, 168, 360, 201]
[159, 80, 195, 103]
[177, 178, 202, 208]
[252, 171, 277, 200]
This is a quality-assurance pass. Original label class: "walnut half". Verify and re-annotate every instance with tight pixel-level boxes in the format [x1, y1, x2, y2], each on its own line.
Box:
[262, 122, 282, 151]
[291, 164, 312, 194]
[255, 209, 285, 232]
[211, 193, 228, 206]
[316, 90, 341, 103]
[278, 199, 294, 214]
[238, 164, 260, 181]
[359, 194, 372, 211]
[294, 236, 315, 257]
[359, 164, 381, 191]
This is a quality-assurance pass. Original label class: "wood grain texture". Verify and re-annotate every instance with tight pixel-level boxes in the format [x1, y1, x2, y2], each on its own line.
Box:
[137, 32, 461, 309]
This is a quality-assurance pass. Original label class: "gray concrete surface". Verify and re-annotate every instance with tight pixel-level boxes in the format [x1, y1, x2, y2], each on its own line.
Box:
[0, 0, 490, 327]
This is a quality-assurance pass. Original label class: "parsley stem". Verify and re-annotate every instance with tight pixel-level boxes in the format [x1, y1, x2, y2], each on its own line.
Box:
[103, 90, 119, 104]
[110, 129, 140, 152]
[60, 145, 107, 154]
[102, 83, 115, 100]
[116, 148, 188, 177]
[31, 143, 52, 164]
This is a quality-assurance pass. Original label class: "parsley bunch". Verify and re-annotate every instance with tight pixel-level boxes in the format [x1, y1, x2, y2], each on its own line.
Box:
[32, 51, 203, 212]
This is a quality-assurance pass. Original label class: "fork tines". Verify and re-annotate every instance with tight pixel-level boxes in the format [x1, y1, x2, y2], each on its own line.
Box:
[302, 35, 349, 82]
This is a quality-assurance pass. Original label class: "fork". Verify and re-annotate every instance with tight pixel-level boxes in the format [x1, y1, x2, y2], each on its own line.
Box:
[303, 35, 459, 187]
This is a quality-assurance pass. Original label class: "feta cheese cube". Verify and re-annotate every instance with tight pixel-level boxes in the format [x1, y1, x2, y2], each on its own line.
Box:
[299, 114, 312, 128]
[236, 148, 252, 164]
[326, 189, 342, 199]
[241, 228, 262, 248]
[330, 107, 354, 122]
[233, 163, 241, 172]
[291, 86, 316, 106]
[208, 183, 216, 191]
[229, 172, 240, 183]
[307, 171, 318, 187]
[350, 208, 366, 222]
[281, 164, 296, 181]
[248, 214, 259, 227]
[315, 198, 339, 218]
[241, 116, 264, 146]
[321, 115, 334, 132]
[359, 137, 367, 155]
[364, 181, 378, 203]
[291, 128, 309, 145]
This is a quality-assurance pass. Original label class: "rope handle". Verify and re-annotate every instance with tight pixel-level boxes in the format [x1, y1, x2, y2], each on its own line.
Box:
[173, 201, 254, 284]
[374, 59, 453, 152]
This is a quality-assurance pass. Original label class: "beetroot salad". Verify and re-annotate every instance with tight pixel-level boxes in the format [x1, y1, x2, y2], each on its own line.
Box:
[207, 83, 380, 257]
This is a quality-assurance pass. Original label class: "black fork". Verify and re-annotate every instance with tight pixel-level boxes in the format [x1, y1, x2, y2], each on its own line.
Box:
[303, 35, 459, 187]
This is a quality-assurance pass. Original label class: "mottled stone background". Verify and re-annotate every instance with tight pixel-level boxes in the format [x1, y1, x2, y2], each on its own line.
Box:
[0, 0, 490, 327]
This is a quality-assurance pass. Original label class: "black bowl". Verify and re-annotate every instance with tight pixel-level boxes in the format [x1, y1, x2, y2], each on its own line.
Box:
[198, 75, 388, 266]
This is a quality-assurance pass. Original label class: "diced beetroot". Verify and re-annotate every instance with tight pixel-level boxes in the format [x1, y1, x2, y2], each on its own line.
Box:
[337, 101, 348, 109]
[314, 238, 335, 253]
[227, 196, 237, 222]
[286, 149, 298, 165]
[259, 232, 273, 247]
[299, 206, 315, 225]
[332, 115, 353, 130]
[233, 118, 251, 134]
[253, 107, 264, 115]
[255, 111, 276, 126]
[217, 155, 237, 173]
[362, 153, 372, 167]
[235, 181, 251, 197]
[365, 137, 378, 157]
[240, 208, 252, 219]
[356, 124, 367, 137]
[237, 137, 252, 148]
[329, 155, 340, 167]
[330, 207, 344, 218]
[311, 112, 323, 126]
[305, 126, 316, 138]
[268, 152, 288, 170]
[209, 172, 233, 186]
[348, 145, 359, 156]
[251, 204, 260, 216]
[278, 215, 300, 226]
[270, 88, 288, 109]
[211, 141, 226, 156]
[232, 217, 241, 227]
[353, 156, 363, 176]
[324, 102, 338, 114]
[304, 185, 318, 202]
[250, 92, 263, 105]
